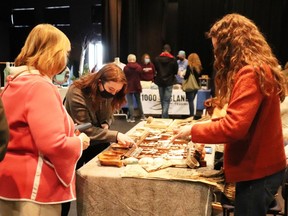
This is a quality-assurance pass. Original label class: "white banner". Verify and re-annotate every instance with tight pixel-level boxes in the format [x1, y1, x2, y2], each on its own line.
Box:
[58, 86, 211, 116]
[141, 88, 189, 115]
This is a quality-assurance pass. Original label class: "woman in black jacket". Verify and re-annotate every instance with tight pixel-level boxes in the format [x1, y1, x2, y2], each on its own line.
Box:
[183, 53, 202, 116]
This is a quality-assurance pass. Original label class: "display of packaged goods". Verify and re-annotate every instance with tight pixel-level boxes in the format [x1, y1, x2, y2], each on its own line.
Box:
[98, 119, 207, 170]
[144, 116, 173, 128]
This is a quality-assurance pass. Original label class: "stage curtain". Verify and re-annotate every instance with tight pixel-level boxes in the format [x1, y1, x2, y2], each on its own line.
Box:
[102, 0, 122, 63]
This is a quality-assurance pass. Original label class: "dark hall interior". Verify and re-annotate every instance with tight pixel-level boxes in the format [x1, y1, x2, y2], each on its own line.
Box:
[0, 0, 288, 85]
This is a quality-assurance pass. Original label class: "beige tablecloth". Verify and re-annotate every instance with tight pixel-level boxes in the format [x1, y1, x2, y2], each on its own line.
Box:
[76, 156, 214, 216]
[76, 121, 218, 216]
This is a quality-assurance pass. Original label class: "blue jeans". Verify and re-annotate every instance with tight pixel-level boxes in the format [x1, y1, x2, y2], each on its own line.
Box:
[158, 85, 173, 118]
[185, 90, 198, 116]
[126, 92, 144, 119]
[234, 168, 285, 216]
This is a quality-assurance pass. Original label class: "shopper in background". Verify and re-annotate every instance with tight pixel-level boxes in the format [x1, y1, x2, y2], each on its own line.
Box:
[140, 53, 155, 82]
[172, 13, 287, 215]
[113, 57, 126, 70]
[0, 23, 90, 216]
[0, 97, 9, 162]
[154, 44, 178, 118]
[65, 63, 135, 169]
[176, 50, 188, 84]
[183, 53, 202, 117]
[124, 54, 146, 122]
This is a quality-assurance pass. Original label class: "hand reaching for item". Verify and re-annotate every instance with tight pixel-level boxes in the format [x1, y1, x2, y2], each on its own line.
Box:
[117, 132, 136, 148]
[78, 132, 90, 150]
[171, 125, 193, 142]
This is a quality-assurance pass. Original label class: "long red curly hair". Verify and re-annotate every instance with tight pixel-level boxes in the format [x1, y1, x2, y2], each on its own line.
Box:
[207, 13, 286, 104]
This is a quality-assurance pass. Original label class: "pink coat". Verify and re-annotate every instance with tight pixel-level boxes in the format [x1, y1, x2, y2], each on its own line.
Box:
[0, 73, 82, 203]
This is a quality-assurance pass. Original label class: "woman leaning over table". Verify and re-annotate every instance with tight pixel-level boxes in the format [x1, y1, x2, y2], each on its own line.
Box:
[0, 24, 90, 216]
[64, 63, 135, 169]
[63, 63, 135, 215]
[172, 13, 287, 216]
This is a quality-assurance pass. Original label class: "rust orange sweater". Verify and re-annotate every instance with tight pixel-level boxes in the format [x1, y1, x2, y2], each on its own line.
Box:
[192, 65, 286, 182]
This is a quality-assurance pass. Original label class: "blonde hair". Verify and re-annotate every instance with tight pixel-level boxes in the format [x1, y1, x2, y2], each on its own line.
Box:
[207, 13, 286, 103]
[14, 23, 71, 77]
[187, 53, 202, 73]
[127, 54, 136, 63]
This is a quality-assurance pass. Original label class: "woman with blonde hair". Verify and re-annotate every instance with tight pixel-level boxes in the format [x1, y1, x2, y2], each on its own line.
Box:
[173, 13, 287, 215]
[183, 53, 202, 116]
[0, 24, 90, 215]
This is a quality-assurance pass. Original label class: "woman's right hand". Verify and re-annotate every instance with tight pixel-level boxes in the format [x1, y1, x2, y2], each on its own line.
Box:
[78, 132, 90, 150]
[171, 125, 192, 142]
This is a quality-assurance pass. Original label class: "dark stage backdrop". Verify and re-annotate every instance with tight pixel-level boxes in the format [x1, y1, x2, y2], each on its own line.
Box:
[119, 0, 288, 77]
[0, 0, 288, 82]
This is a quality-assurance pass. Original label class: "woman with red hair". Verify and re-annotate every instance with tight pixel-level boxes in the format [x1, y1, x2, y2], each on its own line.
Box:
[173, 13, 287, 215]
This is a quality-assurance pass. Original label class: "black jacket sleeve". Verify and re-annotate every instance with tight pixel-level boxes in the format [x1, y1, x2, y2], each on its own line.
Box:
[0, 98, 9, 161]
[184, 66, 192, 80]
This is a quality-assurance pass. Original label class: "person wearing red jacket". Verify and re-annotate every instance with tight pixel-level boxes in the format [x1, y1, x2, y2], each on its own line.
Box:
[172, 13, 287, 216]
[140, 53, 156, 82]
[124, 54, 146, 122]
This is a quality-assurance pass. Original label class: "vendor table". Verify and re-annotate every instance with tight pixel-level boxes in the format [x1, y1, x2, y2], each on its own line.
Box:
[76, 159, 213, 216]
[76, 121, 216, 216]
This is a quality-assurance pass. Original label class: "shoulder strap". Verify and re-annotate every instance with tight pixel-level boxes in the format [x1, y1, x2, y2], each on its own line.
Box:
[189, 66, 194, 75]
[63, 96, 66, 105]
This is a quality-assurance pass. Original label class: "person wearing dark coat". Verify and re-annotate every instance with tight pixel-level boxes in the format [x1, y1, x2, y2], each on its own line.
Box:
[154, 44, 178, 118]
[183, 53, 202, 116]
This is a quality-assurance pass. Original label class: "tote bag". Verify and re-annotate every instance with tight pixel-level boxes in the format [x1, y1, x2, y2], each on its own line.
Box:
[182, 71, 200, 92]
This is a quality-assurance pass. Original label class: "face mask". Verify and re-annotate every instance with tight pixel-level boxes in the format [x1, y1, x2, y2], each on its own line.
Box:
[98, 83, 114, 99]
[144, 58, 150, 64]
[178, 57, 184, 61]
